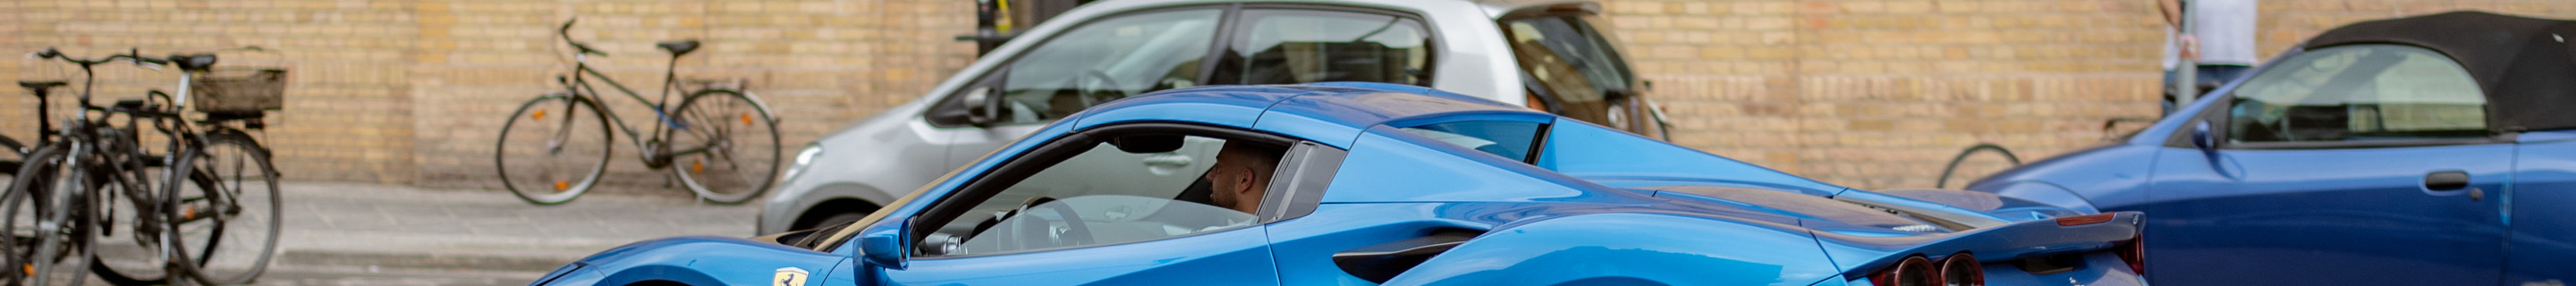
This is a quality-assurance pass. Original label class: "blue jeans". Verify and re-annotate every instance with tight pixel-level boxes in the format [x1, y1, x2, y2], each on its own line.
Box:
[2163, 64, 2252, 115]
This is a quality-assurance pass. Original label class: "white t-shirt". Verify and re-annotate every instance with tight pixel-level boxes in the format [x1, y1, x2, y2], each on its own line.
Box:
[2163, 0, 2260, 69]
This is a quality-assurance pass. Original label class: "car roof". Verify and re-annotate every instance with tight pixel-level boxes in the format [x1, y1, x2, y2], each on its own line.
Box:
[2302, 11, 2576, 131]
[1072, 82, 1550, 147]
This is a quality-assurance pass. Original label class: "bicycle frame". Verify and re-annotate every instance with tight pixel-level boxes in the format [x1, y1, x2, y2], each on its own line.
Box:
[550, 55, 722, 167]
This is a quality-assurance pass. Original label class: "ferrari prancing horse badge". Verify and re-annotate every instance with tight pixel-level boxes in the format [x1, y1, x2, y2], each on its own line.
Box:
[774, 267, 809, 286]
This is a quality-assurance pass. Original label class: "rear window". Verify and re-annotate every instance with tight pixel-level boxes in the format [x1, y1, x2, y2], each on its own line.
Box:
[1400, 121, 1547, 163]
[1502, 14, 1636, 121]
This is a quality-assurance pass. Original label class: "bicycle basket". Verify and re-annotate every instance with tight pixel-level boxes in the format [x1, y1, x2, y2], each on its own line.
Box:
[191, 68, 288, 113]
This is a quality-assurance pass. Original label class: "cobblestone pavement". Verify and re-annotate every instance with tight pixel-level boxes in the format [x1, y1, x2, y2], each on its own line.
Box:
[256, 181, 760, 285]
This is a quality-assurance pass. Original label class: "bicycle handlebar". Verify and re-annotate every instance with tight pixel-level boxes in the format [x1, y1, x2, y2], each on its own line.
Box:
[30, 47, 168, 69]
[559, 18, 608, 56]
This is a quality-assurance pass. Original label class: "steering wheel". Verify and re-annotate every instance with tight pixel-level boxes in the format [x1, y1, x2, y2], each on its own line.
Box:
[1074, 70, 1127, 106]
[1004, 196, 1096, 250]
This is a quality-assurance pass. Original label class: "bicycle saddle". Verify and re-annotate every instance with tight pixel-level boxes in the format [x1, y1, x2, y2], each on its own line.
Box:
[114, 97, 151, 110]
[657, 39, 701, 57]
[18, 80, 66, 91]
[168, 54, 218, 72]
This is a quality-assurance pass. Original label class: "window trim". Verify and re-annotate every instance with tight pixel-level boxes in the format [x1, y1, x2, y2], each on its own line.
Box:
[921, 5, 1233, 129]
[1208, 4, 1443, 87]
[1256, 141, 1344, 223]
[2166, 44, 2509, 150]
[906, 122, 1316, 258]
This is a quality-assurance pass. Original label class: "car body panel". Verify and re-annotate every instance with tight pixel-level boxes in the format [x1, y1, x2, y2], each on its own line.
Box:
[554, 84, 2146, 286]
[1379, 212, 1841, 286]
[759, 0, 1659, 234]
[2504, 130, 2576, 282]
[1967, 12, 2576, 285]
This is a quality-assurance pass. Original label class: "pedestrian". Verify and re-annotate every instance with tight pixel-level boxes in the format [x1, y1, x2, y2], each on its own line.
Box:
[2160, 0, 2258, 114]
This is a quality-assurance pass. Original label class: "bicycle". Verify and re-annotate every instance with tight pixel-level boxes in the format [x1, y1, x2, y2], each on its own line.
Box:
[5, 47, 284, 286]
[494, 18, 783, 205]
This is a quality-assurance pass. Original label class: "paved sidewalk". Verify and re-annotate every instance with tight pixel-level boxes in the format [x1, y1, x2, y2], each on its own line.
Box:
[273, 181, 759, 277]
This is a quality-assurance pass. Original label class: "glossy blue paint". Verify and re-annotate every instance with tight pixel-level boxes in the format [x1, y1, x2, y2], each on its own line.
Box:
[1539, 121, 1847, 195]
[541, 84, 2142, 286]
[1382, 213, 1841, 286]
[883, 226, 1281, 285]
[1962, 145, 2156, 212]
[1967, 39, 2576, 285]
[2505, 131, 2576, 283]
[1068, 87, 1298, 130]
[544, 237, 849, 286]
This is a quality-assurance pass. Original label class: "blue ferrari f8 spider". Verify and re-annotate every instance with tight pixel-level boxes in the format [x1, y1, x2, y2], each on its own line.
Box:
[530, 83, 2144, 286]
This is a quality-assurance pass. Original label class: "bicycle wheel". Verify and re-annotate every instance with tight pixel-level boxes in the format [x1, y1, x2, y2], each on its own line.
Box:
[162, 132, 282, 285]
[84, 127, 179, 286]
[495, 94, 614, 205]
[666, 89, 780, 204]
[85, 168, 178, 286]
[4, 146, 97, 286]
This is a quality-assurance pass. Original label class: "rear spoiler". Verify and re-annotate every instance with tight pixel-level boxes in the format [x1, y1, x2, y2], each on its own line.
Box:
[1813, 211, 2143, 278]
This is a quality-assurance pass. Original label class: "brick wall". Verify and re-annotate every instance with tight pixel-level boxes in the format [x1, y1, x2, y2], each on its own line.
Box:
[4, 0, 2570, 193]
[1607, 0, 2576, 189]
[2, 0, 975, 194]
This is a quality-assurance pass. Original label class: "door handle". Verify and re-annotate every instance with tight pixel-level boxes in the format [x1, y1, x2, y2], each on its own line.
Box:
[2424, 171, 2470, 190]
[2423, 171, 2483, 201]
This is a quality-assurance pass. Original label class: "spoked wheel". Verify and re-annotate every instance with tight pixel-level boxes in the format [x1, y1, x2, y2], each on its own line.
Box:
[87, 169, 185, 286]
[495, 95, 613, 205]
[163, 133, 282, 285]
[666, 89, 781, 204]
[4, 147, 98, 286]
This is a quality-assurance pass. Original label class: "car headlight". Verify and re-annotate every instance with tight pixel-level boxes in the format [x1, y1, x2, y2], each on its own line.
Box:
[781, 144, 822, 181]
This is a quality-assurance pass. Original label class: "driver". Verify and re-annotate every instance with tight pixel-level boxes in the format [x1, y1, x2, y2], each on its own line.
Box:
[1202, 141, 1284, 214]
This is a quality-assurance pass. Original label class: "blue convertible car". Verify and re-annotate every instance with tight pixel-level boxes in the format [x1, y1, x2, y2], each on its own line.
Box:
[1965, 12, 2576, 286]
[533, 83, 2143, 286]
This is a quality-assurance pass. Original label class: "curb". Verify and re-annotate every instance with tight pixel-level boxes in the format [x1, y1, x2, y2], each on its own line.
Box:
[274, 249, 577, 273]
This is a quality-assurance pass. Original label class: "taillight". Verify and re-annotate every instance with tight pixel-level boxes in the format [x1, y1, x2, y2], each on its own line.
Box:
[2115, 236, 2146, 274]
[1871, 256, 1935, 286]
[1936, 252, 1983, 286]
[2055, 213, 2116, 226]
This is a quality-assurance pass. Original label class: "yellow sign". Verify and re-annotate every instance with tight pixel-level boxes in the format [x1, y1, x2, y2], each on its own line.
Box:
[773, 267, 809, 286]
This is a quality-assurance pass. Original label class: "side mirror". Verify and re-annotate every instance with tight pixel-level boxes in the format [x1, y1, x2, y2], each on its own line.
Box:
[962, 87, 996, 127]
[858, 222, 909, 269]
[2190, 121, 2217, 152]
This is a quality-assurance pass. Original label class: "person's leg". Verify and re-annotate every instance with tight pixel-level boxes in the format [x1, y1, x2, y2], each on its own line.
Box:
[2162, 68, 2182, 115]
[2195, 64, 2252, 88]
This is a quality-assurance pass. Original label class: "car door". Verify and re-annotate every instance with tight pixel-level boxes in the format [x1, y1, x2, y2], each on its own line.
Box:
[919, 7, 1227, 168]
[2145, 44, 2509, 285]
[880, 128, 1317, 285]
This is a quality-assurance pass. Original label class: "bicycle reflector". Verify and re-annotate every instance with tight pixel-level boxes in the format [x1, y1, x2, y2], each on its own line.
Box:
[1871, 256, 1935, 286]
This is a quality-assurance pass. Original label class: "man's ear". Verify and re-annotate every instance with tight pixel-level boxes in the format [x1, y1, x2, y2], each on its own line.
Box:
[1231, 167, 1258, 194]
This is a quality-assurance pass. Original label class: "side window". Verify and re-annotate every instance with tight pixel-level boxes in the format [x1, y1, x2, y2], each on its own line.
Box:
[918, 133, 1289, 257]
[1400, 121, 1548, 163]
[936, 9, 1224, 127]
[1222, 9, 1433, 86]
[1501, 14, 1636, 122]
[2227, 45, 2488, 144]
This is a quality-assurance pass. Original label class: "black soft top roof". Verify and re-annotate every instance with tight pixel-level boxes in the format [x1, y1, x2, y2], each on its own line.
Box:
[2302, 11, 2576, 131]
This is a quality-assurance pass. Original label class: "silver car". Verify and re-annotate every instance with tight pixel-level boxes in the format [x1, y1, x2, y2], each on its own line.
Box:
[758, 0, 1665, 234]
